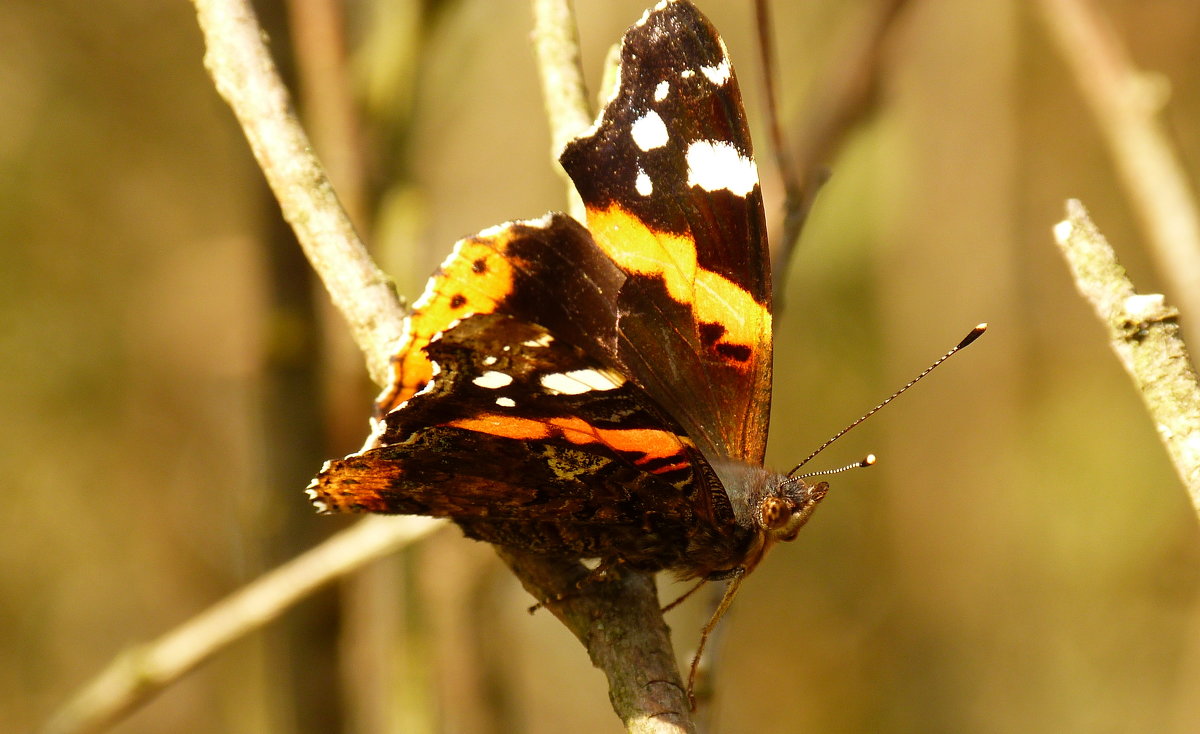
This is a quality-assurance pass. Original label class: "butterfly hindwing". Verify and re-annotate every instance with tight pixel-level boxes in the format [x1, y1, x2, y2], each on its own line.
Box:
[559, 0, 773, 464]
[311, 311, 754, 572]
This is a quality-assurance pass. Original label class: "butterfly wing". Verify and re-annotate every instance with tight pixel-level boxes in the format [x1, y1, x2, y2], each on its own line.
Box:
[311, 312, 754, 573]
[559, 0, 772, 464]
[371, 213, 623, 423]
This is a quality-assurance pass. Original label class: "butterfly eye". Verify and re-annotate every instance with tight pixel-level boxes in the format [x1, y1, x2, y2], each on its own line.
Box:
[759, 497, 792, 530]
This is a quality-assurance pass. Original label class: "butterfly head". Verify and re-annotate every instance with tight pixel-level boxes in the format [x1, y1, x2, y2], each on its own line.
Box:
[711, 461, 831, 577]
[756, 476, 829, 544]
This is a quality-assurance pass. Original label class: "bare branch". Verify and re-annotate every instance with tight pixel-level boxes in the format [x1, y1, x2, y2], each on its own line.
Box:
[500, 551, 694, 733]
[193, 0, 405, 385]
[41, 516, 442, 734]
[1038, 0, 1200, 347]
[1053, 200, 1200, 511]
[531, 0, 592, 222]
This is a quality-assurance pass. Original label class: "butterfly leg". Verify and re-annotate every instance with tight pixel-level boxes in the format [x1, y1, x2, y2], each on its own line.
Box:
[660, 578, 708, 613]
[687, 569, 747, 710]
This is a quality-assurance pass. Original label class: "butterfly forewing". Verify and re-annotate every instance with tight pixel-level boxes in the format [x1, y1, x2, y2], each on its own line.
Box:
[559, 0, 773, 464]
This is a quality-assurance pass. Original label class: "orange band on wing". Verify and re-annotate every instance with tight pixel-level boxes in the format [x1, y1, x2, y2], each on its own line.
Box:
[447, 413, 689, 467]
[377, 229, 521, 415]
[585, 203, 770, 360]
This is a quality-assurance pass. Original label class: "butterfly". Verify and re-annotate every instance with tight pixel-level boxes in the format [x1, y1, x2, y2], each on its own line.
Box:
[307, 0, 828, 702]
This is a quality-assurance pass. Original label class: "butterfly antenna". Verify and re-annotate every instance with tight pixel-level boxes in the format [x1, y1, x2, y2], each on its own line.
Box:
[786, 323, 987, 477]
[796, 454, 876, 479]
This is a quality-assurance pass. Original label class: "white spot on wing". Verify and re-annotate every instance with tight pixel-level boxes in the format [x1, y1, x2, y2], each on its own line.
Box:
[482, 355, 497, 366]
[540, 369, 626, 395]
[686, 140, 758, 196]
[522, 333, 554, 348]
[635, 169, 653, 196]
[495, 397, 516, 408]
[637, 0, 668, 24]
[700, 58, 731, 86]
[473, 370, 514, 389]
[681, 69, 695, 79]
[631, 110, 669, 151]
[654, 80, 670, 101]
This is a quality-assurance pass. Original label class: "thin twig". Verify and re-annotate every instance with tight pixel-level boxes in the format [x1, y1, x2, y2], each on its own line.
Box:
[753, 0, 803, 255]
[1053, 199, 1200, 511]
[1038, 0, 1200, 348]
[194, 0, 405, 386]
[531, 0, 592, 222]
[40, 516, 442, 734]
[767, 0, 910, 305]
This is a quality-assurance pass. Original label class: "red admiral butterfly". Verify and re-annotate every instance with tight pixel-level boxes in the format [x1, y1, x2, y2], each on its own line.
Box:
[308, 0, 827, 698]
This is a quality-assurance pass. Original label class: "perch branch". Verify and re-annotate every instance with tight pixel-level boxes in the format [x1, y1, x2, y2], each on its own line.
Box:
[506, 2, 695, 729]
[40, 516, 441, 734]
[500, 551, 693, 733]
[1053, 200, 1200, 513]
[1038, 0, 1200, 347]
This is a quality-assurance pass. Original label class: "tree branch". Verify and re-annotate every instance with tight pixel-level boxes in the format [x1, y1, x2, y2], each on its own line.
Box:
[1038, 0, 1200, 348]
[506, 2, 695, 729]
[500, 551, 693, 733]
[1053, 199, 1200, 512]
[531, 0, 592, 223]
[193, 0, 405, 386]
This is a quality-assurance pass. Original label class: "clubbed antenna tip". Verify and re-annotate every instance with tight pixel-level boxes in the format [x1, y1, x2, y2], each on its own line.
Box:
[786, 323, 987, 477]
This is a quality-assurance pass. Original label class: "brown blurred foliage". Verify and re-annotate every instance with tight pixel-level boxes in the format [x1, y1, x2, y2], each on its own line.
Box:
[4, 0, 1200, 732]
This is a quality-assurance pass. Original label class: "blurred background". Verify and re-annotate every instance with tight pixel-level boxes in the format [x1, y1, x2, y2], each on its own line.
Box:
[4, 0, 1200, 732]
